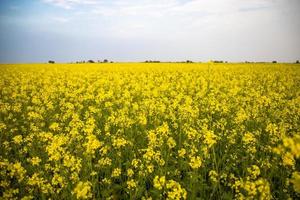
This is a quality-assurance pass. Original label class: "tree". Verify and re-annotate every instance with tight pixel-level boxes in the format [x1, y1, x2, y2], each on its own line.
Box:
[272, 61, 277, 63]
[212, 60, 223, 63]
[103, 59, 108, 63]
[296, 60, 299, 64]
[87, 60, 95, 63]
[48, 60, 55, 64]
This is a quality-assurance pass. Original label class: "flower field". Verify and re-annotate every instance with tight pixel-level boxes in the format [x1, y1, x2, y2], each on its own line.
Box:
[0, 63, 299, 199]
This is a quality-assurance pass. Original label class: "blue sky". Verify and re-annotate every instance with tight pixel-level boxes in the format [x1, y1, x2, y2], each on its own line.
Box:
[0, 0, 299, 63]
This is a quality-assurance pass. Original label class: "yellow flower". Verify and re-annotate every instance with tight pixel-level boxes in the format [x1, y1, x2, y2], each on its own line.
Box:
[84, 134, 102, 155]
[153, 176, 166, 190]
[131, 159, 140, 168]
[178, 148, 186, 158]
[157, 122, 169, 136]
[98, 157, 112, 167]
[52, 173, 65, 189]
[9, 162, 26, 181]
[166, 180, 187, 200]
[127, 179, 137, 190]
[21, 196, 34, 200]
[242, 132, 256, 145]
[167, 137, 176, 149]
[235, 108, 248, 123]
[209, 170, 218, 184]
[49, 122, 60, 131]
[63, 154, 82, 172]
[203, 129, 217, 148]
[112, 168, 121, 177]
[73, 181, 92, 199]
[102, 178, 111, 185]
[283, 135, 300, 158]
[138, 114, 147, 125]
[1, 61, 299, 199]
[2, 188, 19, 199]
[290, 171, 300, 193]
[127, 168, 134, 177]
[46, 134, 68, 161]
[282, 152, 295, 167]
[233, 178, 271, 199]
[247, 165, 260, 179]
[189, 156, 202, 169]
[147, 164, 154, 173]
[13, 135, 23, 144]
[29, 156, 41, 166]
[112, 137, 128, 148]
[27, 173, 52, 194]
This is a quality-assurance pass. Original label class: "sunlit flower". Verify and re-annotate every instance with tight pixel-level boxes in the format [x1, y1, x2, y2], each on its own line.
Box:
[72, 181, 92, 199]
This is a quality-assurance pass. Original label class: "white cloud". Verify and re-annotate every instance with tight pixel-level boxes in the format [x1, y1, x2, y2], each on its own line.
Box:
[43, 0, 275, 15]
[43, 0, 99, 9]
[51, 16, 70, 23]
[39, 0, 300, 61]
[42, 0, 296, 39]
[81, 0, 276, 39]
[88, 0, 274, 16]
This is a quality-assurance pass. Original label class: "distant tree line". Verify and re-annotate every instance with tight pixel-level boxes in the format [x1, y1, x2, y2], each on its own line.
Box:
[210, 60, 227, 63]
[48, 59, 300, 64]
[144, 60, 194, 63]
[245, 60, 300, 64]
[75, 59, 112, 63]
[145, 60, 161, 63]
[48, 59, 113, 64]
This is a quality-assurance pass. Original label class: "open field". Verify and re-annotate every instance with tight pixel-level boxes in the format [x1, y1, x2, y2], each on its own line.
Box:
[0, 63, 299, 199]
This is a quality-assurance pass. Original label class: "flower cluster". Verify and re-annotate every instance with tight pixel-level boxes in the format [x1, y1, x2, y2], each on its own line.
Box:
[0, 63, 299, 199]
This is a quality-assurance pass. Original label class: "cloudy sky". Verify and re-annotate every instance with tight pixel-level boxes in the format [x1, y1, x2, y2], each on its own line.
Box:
[0, 0, 299, 63]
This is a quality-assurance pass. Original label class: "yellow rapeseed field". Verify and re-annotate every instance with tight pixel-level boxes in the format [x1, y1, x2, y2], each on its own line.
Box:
[0, 63, 299, 199]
